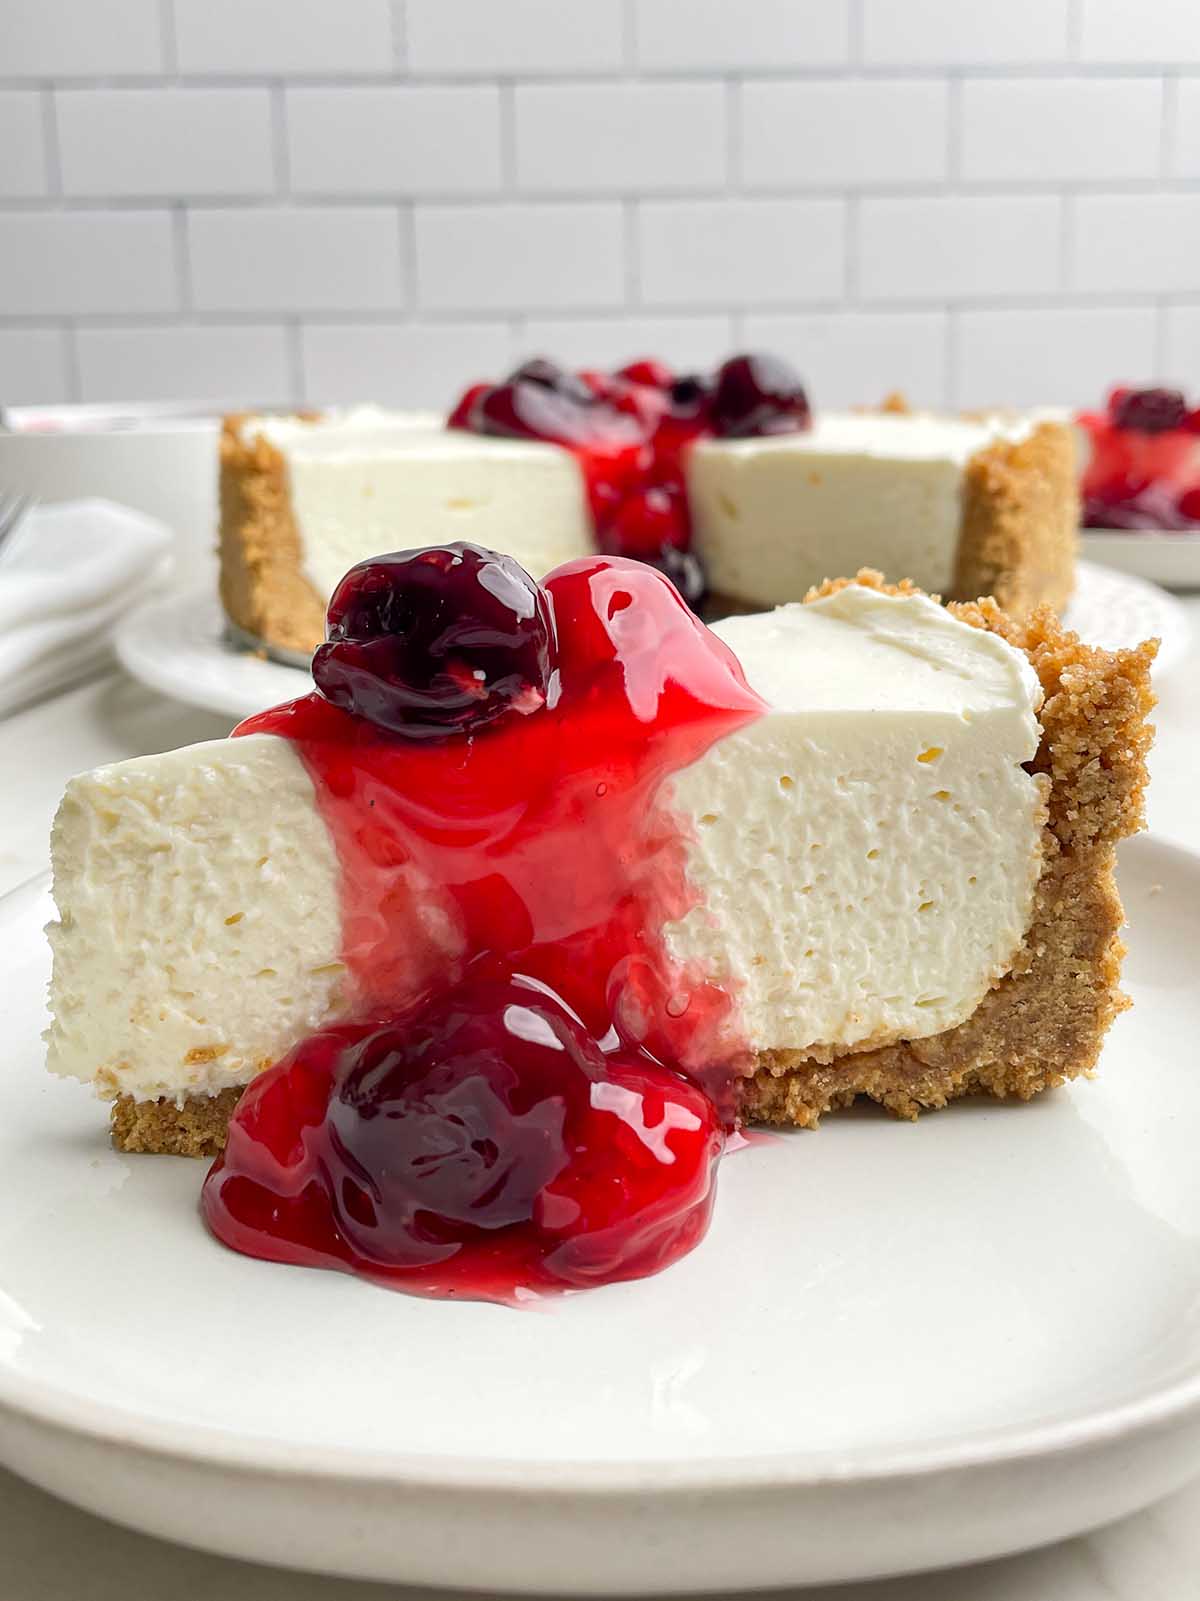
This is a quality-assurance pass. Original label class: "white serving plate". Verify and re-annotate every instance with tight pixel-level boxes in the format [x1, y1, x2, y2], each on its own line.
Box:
[1082, 529, 1200, 591]
[2, 837, 1200, 1592]
[114, 560, 1191, 725]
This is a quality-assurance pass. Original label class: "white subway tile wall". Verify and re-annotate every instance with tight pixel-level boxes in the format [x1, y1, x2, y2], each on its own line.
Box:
[0, 0, 1196, 408]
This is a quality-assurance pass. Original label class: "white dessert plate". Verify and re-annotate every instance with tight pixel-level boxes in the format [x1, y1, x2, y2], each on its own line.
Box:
[1082, 528, 1200, 591]
[2, 836, 1200, 1591]
[114, 560, 1190, 724]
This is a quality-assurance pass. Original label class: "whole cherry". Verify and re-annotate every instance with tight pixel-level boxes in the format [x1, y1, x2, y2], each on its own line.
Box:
[312, 543, 557, 739]
[709, 353, 811, 438]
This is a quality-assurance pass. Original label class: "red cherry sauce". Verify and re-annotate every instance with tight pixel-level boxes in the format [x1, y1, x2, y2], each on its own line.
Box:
[447, 355, 811, 601]
[202, 559, 766, 1301]
[1079, 386, 1200, 529]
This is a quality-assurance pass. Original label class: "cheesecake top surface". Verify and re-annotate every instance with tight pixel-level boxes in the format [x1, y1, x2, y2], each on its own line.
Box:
[236, 403, 1047, 468]
[692, 408, 1038, 466]
[237, 405, 569, 464]
[714, 587, 1043, 719]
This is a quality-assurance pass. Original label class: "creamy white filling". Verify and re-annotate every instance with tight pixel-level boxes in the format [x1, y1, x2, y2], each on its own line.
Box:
[239, 406, 1051, 612]
[687, 410, 1039, 605]
[46, 737, 345, 1103]
[238, 406, 593, 603]
[47, 589, 1044, 1101]
[664, 587, 1045, 1053]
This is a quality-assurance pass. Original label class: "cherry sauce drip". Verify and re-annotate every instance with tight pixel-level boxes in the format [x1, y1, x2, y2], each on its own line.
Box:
[202, 557, 766, 1303]
[447, 353, 812, 607]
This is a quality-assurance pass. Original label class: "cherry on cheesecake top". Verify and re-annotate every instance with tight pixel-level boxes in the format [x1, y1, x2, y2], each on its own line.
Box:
[1079, 385, 1200, 530]
[203, 544, 766, 1302]
[447, 353, 813, 608]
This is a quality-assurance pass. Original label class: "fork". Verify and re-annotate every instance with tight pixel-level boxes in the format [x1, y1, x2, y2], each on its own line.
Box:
[0, 489, 34, 564]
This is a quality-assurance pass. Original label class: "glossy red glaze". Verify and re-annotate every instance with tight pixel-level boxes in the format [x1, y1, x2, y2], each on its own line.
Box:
[201, 978, 725, 1302]
[203, 558, 766, 1301]
[447, 354, 811, 578]
[1080, 386, 1200, 530]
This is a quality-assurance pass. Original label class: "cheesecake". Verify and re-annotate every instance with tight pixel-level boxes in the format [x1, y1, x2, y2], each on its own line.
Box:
[50, 556, 1150, 1145]
[220, 355, 1079, 657]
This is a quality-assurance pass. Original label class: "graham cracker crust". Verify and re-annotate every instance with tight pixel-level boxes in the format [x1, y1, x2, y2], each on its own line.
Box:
[112, 571, 1154, 1154]
[112, 1086, 243, 1158]
[219, 416, 326, 657]
[954, 421, 1079, 619]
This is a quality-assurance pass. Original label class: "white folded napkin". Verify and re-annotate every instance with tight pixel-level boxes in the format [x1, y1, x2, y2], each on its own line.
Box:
[0, 498, 173, 718]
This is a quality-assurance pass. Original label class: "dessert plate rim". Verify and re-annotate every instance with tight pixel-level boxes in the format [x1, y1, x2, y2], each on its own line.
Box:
[1081, 527, 1200, 591]
[3, 1279, 1200, 1491]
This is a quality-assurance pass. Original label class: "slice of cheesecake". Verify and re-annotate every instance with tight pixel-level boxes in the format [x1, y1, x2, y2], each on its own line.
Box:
[46, 569, 1152, 1157]
[220, 363, 1079, 659]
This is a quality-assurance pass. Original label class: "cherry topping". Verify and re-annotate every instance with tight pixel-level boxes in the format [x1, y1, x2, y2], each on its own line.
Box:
[667, 373, 712, 418]
[604, 482, 690, 559]
[445, 352, 814, 608]
[202, 970, 724, 1301]
[618, 358, 675, 389]
[219, 556, 765, 1301]
[1111, 387, 1189, 434]
[312, 543, 556, 739]
[710, 353, 812, 439]
[507, 357, 595, 407]
[446, 382, 488, 431]
[648, 545, 707, 610]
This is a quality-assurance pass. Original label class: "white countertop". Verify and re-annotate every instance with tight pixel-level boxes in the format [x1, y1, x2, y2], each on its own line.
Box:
[3, 603, 1199, 1601]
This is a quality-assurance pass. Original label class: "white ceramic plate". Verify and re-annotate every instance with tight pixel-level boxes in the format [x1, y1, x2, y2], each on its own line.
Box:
[114, 586, 307, 722]
[1062, 558, 1190, 672]
[115, 561, 1190, 725]
[3, 836, 1200, 1592]
[1082, 528, 1200, 591]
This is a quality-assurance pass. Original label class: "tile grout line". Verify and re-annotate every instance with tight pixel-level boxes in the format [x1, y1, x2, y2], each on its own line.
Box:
[725, 77, 741, 194]
[843, 193, 859, 305]
[39, 83, 62, 197]
[946, 73, 962, 186]
[172, 204, 191, 313]
[159, 0, 178, 75]
[400, 199, 418, 318]
[498, 79, 517, 193]
[1059, 188, 1074, 298]
[5, 65, 1200, 94]
[943, 306, 958, 409]
[62, 319, 82, 403]
[1160, 71, 1178, 182]
[287, 316, 304, 403]
[0, 292, 1184, 331]
[271, 82, 290, 196]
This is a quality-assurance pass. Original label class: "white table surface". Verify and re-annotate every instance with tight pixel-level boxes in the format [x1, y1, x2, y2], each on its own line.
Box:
[2, 601, 1199, 1601]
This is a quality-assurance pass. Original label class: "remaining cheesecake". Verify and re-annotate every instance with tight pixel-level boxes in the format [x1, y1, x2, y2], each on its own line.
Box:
[220, 355, 1079, 657]
[48, 563, 1151, 1161]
